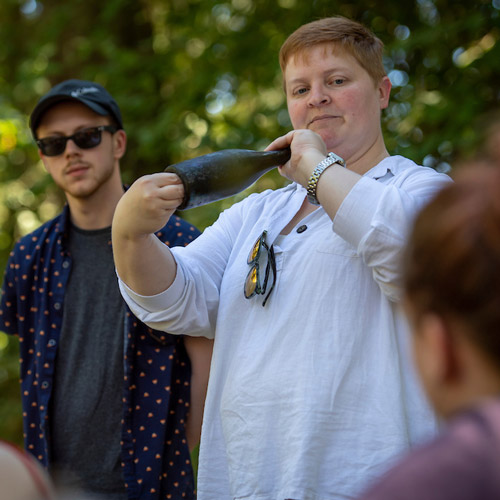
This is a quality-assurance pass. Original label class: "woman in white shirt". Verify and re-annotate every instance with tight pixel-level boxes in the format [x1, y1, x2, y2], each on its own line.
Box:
[112, 16, 451, 500]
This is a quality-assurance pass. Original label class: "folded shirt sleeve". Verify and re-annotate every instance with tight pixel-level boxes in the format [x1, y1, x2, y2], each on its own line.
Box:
[333, 166, 452, 302]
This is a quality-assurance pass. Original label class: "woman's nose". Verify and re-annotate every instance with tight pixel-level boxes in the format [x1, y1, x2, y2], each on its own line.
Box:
[307, 86, 331, 107]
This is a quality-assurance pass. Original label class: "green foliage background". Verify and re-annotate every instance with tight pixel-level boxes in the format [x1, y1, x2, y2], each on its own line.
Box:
[1, 0, 499, 445]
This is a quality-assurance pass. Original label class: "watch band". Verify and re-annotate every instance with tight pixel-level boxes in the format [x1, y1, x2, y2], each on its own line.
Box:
[306, 152, 345, 205]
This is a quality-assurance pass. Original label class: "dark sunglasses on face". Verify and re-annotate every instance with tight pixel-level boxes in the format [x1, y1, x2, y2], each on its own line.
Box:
[244, 230, 276, 307]
[36, 125, 118, 156]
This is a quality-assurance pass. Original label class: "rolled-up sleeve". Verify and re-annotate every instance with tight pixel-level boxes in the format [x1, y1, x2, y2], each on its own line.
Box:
[116, 203, 245, 339]
[334, 163, 452, 301]
[118, 254, 217, 339]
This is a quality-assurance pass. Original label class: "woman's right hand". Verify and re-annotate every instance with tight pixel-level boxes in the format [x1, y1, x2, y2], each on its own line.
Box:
[113, 172, 185, 240]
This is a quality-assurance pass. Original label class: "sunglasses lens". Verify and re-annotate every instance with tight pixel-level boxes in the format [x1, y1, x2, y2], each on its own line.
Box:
[244, 266, 258, 298]
[74, 128, 102, 149]
[39, 137, 66, 156]
[248, 234, 264, 264]
[248, 243, 259, 264]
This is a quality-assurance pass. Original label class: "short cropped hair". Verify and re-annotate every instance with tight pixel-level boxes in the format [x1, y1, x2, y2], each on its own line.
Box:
[404, 165, 500, 365]
[279, 16, 386, 88]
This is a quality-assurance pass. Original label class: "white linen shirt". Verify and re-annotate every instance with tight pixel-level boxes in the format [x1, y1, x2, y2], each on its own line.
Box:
[119, 156, 451, 500]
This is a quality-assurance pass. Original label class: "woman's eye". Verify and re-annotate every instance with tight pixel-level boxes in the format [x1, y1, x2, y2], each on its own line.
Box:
[296, 87, 308, 95]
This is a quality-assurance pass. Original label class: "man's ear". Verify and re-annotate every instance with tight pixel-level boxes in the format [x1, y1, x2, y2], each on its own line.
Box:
[419, 313, 460, 383]
[113, 129, 127, 160]
[37, 149, 50, 173]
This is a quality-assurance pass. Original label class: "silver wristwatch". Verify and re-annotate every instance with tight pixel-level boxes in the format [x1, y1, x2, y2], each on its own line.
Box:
[306, 152, 345, 205]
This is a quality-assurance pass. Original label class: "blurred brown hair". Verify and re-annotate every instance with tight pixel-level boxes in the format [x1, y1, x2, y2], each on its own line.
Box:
[279, 16, 386, 89]
[404, 164, 500, 365]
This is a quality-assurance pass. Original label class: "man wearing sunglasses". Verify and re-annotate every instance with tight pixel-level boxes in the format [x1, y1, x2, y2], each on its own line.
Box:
[112, 17, 453, 500]
[0, 79, 212, 499]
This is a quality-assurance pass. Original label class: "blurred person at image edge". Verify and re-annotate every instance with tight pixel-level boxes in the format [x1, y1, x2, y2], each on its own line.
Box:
[357, 162, 500, 500]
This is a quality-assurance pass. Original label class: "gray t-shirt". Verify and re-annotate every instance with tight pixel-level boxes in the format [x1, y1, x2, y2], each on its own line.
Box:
[50, 224, 127, 499]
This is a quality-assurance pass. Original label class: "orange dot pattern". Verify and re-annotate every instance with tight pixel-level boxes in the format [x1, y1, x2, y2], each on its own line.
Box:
[0, 206, 200, 499]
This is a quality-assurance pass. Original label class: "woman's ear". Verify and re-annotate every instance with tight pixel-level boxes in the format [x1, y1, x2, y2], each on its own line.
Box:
[411, 311, 462, 418]
[378, 76, 391, 110]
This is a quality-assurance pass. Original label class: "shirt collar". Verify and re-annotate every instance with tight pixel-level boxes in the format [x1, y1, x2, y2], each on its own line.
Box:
[364, 155, 414, 180]
[57, 204, 72, 249]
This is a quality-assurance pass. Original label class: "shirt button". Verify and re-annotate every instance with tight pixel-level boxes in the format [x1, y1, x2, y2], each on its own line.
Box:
[54, 302, 61, 310]
[47, 339, 57, 347]
[41, 381, 50, 389]
[62, 261, 70, 269]
[297, 225, 308, 233]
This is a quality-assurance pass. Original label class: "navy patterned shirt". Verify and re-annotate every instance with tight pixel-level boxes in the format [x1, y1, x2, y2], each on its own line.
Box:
[0, 203, 201, 499]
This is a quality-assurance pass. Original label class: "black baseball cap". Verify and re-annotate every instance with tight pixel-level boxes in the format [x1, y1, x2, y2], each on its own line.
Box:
[30, 79, 123, 137]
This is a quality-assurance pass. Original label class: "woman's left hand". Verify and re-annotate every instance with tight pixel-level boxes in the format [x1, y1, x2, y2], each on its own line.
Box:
[265, 129, 328, 188]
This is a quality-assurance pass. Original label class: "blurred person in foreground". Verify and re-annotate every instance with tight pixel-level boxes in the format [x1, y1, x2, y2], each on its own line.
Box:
[0, 79, 212, 499]
[112, 16, 451, 499]
[0, 441, 55, 500]
[358, 163, 500, 500]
